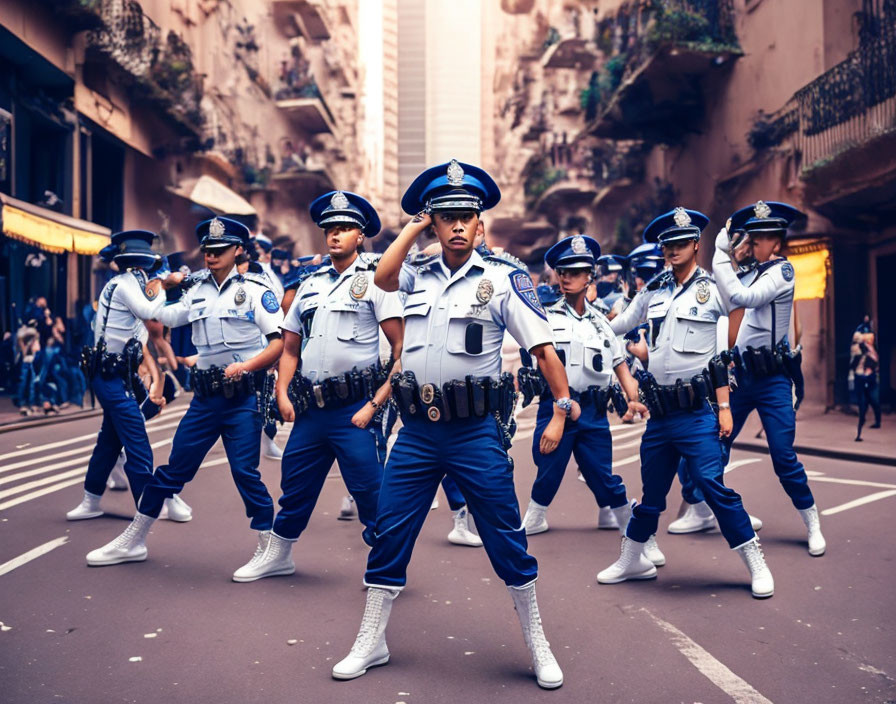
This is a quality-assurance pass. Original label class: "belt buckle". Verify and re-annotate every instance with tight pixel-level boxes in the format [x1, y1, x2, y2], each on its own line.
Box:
[313, 384, 326, 408]
[420, 383, 435, 405]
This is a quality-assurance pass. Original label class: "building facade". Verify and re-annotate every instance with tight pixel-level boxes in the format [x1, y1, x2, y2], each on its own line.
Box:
[484, 0, 896, 409]
[0, 0, 363, 333]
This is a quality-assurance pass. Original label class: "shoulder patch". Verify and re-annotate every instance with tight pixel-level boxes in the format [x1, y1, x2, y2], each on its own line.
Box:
[781, 262, 794, 282]
[510, 271, 547, 320]
[261, 290, 280, 313]
[243, 272, 273, 287]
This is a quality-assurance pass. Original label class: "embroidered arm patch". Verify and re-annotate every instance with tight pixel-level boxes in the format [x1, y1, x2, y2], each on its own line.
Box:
[510, 271, 547, 320]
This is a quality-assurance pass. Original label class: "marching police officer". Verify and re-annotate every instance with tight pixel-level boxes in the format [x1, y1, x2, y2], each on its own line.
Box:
[598, 207, 775, 599]
[713, 201, 825, 556]
[230, 191, 404, 582]
[67, 230, 192, 523]
[520, 235, 649, 539]
[85, 217, 284, 576]
[332, 160, 576, 689]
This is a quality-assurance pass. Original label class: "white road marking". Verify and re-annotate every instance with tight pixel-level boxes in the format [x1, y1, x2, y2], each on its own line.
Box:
[0, 408, 187, 462]
[0, 477, 86, 512]
[612, 438, 644, 451]
[639, 607, 775, 704]
[612, 454, 641, 468]
[809, 476, 896, 490]
[0, 437, 175, 488]
[0, 536, 69, 577]
[821, 490, 896, 516]
[0, 420, 183, 476]
[724, 458, 762, 474]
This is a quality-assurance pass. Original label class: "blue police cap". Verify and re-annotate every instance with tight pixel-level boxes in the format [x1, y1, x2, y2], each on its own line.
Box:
[310, 190, 381, 238]
[196, 217, 250, 250]
[597, 254, 627, 272]
[254, 232, 274, 253]
[401, 159, 501, 215]
[727, 201, 804, 238]
[627, 242, 662, 262]
[643, 207, 709, 244]
[271, 247, 290, 260]
[98, 243, 119, 264]
[634, 258, 663, 279]
[544, 235, 601, 269]
[110, 230, 160, 269]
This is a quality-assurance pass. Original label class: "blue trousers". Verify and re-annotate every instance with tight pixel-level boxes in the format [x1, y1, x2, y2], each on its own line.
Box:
[627, 404, 755, 549]
[679, 373, 815, 509]
[531, 399, 627, 509]
[138, 392, 274, 529]
[83, 375, 155, 504]
[273, 400, 382, 544]
[441, 476, 467, 511]
[365, 414, 537, 589]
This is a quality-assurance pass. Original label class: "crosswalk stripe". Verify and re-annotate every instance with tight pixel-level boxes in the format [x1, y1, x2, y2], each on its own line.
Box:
[0, 536, 69, 577]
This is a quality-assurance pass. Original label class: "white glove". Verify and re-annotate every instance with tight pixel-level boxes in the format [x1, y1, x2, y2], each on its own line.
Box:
[715, 226, 731, 254]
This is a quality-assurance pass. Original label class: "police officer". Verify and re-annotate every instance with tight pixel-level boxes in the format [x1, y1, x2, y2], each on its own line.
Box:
[598, 207, 775, 599]
[231, 191, 404, 581]
[521, 236, 649, 541]
[712, 201, 825, 556]
[85, 217, 284, 576]
[332, 160, 576, 689]
[67, 231, 192, 523]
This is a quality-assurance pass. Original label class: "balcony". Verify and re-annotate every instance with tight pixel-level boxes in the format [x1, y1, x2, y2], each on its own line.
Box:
[542, 37, 599, 70]
[271, 0, 332, 41]
[591, 140, 648, 208]
[84, 1, 204, 138]
[274, 53, 336, 135]
[586, 0, 740, 142]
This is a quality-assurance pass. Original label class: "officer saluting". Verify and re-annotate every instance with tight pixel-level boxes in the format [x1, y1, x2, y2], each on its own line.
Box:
[713, 201, 825, 556]
[332, 160, 576, 689]
[86, 217, 284, 576]
[520, 235, 648, 536]
[68, 231, 185, 521]
[599, 207, 775, 599]
[230, 191, 404, 582]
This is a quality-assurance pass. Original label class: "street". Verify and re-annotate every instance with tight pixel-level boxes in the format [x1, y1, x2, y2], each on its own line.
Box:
[1, 398, 894, 704]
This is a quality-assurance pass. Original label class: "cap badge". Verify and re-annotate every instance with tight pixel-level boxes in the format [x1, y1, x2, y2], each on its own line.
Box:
[476, 278, 494, 304]
[446, 159, 465, 186]
[209, 218, 225, 239]
[673, 207, 691, 228]
[330, 191, 350, 210]
[571, 236, 588, 254]
[754, 200, 772, 219]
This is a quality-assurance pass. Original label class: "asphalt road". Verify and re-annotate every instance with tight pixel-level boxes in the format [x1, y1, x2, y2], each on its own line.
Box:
[1, 396, 894, 704]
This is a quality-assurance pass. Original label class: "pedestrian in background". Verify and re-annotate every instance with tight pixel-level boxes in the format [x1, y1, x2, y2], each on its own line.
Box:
[850, 316, 881, 442]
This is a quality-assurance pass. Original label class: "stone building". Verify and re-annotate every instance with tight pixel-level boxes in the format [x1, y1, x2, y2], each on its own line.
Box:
[0, 0, 362, 331]
[484, 0, 896, 409]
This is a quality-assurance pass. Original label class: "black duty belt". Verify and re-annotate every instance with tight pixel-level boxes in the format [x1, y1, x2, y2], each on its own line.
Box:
[287, 364, 387, 414]
[634, 370, 713, 417]
[392, 370, 516, 424]
[190, 366, 266, 399]
[81, 339, 143, 389]
[720, 344, 790, 380]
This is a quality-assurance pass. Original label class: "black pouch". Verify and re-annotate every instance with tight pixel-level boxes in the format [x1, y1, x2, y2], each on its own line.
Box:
[451, 379, 472, 418]
[470, 380, 487, 417]
[465, 323, 483, 354]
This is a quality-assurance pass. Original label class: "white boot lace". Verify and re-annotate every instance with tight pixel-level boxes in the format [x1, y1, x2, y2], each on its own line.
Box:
[350, 589, 386, 656]
[743, 541, 767, 574]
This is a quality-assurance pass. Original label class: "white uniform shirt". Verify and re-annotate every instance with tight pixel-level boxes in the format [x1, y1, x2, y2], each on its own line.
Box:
[156, 267, 283, 369]
[609, 268, 728, 385]
[398, 250, 553, 386]
[94, 270, 164, 354]
[260, 261, 285, 302]
[713, 249, 794, 350]
[281, 255, 403, 382]
[547, 300, 624, 392]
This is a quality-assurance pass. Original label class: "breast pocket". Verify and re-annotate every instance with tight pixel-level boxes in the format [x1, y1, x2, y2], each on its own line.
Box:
[583, 342, 605, 372]
[671, 311, 716, 354]
[402, 301, 431, 352]
[329, 302, 361, 342]
[188, 306, 210, 347]
[220, 311, 259, 348]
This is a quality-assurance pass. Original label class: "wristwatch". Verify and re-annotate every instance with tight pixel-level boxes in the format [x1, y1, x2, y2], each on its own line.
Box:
[718, 402, 731, 410]
[554, 397, 573, 416]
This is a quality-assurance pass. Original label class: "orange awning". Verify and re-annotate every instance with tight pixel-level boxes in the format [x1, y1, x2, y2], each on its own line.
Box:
[0, 194, 111, 255]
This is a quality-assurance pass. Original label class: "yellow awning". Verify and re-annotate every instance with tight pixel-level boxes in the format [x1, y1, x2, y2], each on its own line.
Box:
[0, 194, 111, 255]
[789, 248, 829, 300]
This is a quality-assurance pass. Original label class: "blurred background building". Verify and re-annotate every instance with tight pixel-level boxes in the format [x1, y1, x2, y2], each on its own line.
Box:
[1, 0, 894, 411]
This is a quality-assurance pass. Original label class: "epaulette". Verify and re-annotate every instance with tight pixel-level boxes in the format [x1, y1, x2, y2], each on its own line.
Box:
[129, 269, 149, 288]
[485, 252, 529, 273]
[645, 270, 674, 291]
[546, 300, 566, 315]
[241, 271, 275, 290]
[407, 252, 439, 268]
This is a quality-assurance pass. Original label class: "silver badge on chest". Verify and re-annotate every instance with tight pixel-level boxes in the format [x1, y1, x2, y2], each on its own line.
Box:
[234, 286, 247, 305]
[350, 272, 368, 300]
[695, 280, 710, 304]
[476, 278, 494, 304]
